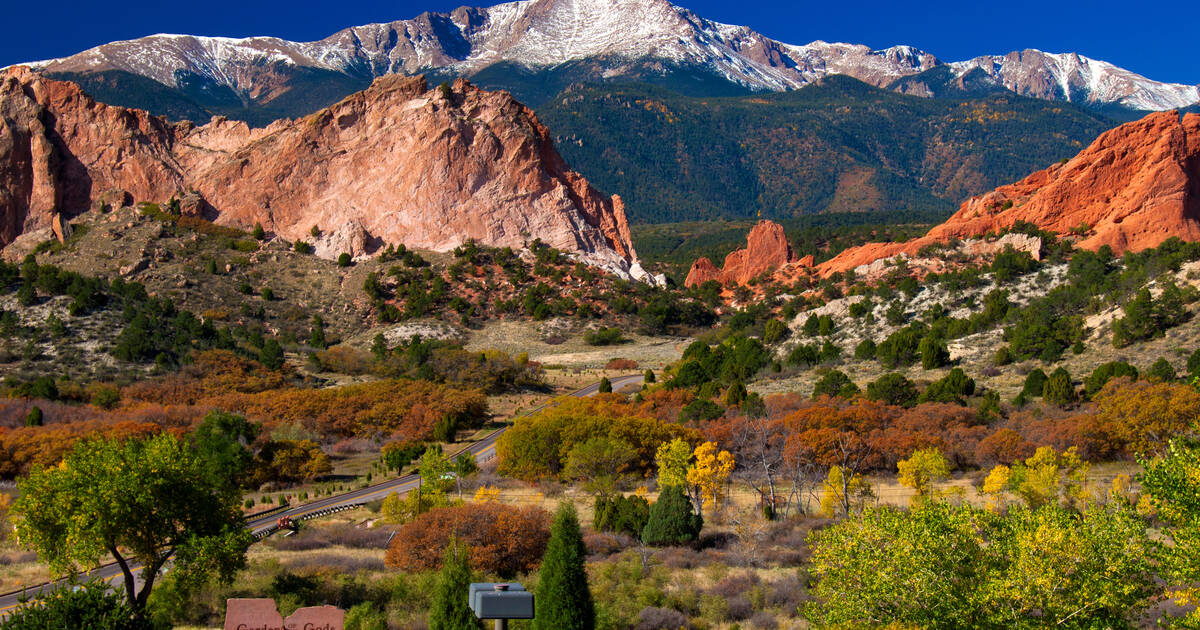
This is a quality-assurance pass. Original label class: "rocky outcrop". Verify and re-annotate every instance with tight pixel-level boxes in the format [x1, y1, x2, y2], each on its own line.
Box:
[819, 111, 1200, 275]
[0, 67, 645, 279]
[685, 220, 795, 287]
[0, 66, 182, 244]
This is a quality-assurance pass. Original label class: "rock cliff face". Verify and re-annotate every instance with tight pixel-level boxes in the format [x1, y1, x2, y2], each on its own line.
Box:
[0, 66, 182, 244]
[0, 67, 647, 279]
[819, 111, 1200, 275]
[685, 220, 798, 287]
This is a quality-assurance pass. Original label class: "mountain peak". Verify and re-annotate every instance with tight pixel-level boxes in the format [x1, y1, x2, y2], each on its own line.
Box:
[17, 0, 1200, 113]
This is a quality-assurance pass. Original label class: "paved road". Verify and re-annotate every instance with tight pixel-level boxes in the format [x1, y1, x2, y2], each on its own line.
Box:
[0, 373, 643, 614]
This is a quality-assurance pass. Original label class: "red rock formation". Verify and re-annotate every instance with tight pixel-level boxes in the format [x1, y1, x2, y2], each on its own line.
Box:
[684, 257, 720, 286]
[0, 66, 182, 244]
[0, 68, 644, 277]
[685, 220, 796, 287]
[819, 110, 1200, 275]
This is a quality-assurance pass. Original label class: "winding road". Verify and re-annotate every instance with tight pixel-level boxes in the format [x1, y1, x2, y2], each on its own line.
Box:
[0, 373, 644, 615]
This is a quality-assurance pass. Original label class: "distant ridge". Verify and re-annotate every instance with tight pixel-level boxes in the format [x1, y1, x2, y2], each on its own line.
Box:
[12, 0, 1198, 123]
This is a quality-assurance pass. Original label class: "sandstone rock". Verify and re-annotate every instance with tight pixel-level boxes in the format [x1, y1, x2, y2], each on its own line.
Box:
[684, 257, 720, 287]
[819, 111, 1200, 275]
[313, 219, 369, 260]
[0, 68, 646, 280]
[51, 213, 70, 243]
[176, 191, 211, 218]
[684, 220, 796, 287]
[0, 67, 183, 246]
[120, 258, 149, 276]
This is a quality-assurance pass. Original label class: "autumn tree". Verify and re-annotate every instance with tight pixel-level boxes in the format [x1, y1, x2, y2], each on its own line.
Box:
[654, 437, 693, 490]
[12, 434, 249, 611]
[385, 503, 550, 577]
[1139, 427, 1200, 627]
[725, 415, 785, 518]
[535, 503, 595, 630]
[991, 446, 1091, 509]
[253, 439, 332, 485]
[1095, 378, 1200, 456]
[686, 441, 734, 516]
[897, 447, 951, 505]
[807, 501, 1155, 628]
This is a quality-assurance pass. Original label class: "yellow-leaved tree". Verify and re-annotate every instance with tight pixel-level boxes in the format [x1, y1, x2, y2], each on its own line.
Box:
[896, 447, 951, 506]
[687, 441, 734, 516]
[655, 438, 693, 489]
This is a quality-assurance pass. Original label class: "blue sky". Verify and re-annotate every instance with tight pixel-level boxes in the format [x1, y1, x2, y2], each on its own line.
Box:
[6, 0, 1197, 85]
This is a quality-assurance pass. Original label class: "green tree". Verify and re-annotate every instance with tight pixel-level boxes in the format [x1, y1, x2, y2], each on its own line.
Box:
[866, 373, 918, 407]
[812, 370, 859, 399]
[337, 253, 353, 267]
[309, 315, 327, 349]
[723, 380, 748, 407]
[919, 335, 950, 370]
[641, 485, 703, 546]
[1043, 367, 1076, 407]
[428, 538, 481, 630]
[918, 368, 976, 405]
[643, 369, 656, 384]
[259, 339, 284, 370]
[0, 580, 154, 630]
[24, 405, 43, 427]
[344, 603, 388, 630]
[535, 503, 595, 630]
[763, 318, 790, 345]
[562, 437, 637, 497]
[191, 410, 260, 489]
[1083, 361, 1137, 398]
[11, 434, 249, 610]
[1188, 348, 1200, 379]
[807, 502, 985, 628]
[1146, 358, 1176, 382]
[1140, 429, 1200, 627]
[252, 223, 265, 240]
[597, 377, 612, 394]
[1020, 368, 1048, 399]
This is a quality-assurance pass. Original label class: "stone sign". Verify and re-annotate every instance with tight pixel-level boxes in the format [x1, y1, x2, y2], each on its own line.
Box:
[224, 598, 344, 630]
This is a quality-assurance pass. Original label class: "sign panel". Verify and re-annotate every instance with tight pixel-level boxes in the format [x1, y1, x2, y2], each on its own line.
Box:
[224, 598, 344, 630]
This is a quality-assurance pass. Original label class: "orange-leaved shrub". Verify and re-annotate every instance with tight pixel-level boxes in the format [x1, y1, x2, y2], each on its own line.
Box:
[384, 503, 550, 577]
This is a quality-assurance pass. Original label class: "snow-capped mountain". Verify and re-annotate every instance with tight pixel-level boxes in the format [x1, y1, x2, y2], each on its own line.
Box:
[18, 0, 1199, 112]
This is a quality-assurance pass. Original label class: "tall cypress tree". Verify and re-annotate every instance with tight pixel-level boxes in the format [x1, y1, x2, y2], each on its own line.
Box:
[534, 503, 595, 630]
[428, 538, 481, 630]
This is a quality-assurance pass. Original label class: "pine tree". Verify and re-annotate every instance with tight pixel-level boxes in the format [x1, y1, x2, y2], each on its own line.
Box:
[428, 538, 481, 630]
[25, 405, 43, 427]
[1043, 367, 1077, 407]
[641, 485, 703, 546]
[597, 377, 612, 394]
[534, 503, 595, 630]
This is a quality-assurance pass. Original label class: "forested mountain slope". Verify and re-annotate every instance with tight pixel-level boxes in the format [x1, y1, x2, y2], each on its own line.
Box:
[539, 77, 1116, 223]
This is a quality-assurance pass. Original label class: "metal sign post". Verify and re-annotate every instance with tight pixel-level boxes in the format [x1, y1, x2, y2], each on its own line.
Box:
[468, 582, 534, 629]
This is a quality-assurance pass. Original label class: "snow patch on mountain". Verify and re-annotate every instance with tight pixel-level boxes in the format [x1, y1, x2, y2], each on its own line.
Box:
[14, 0, 1200, 111]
